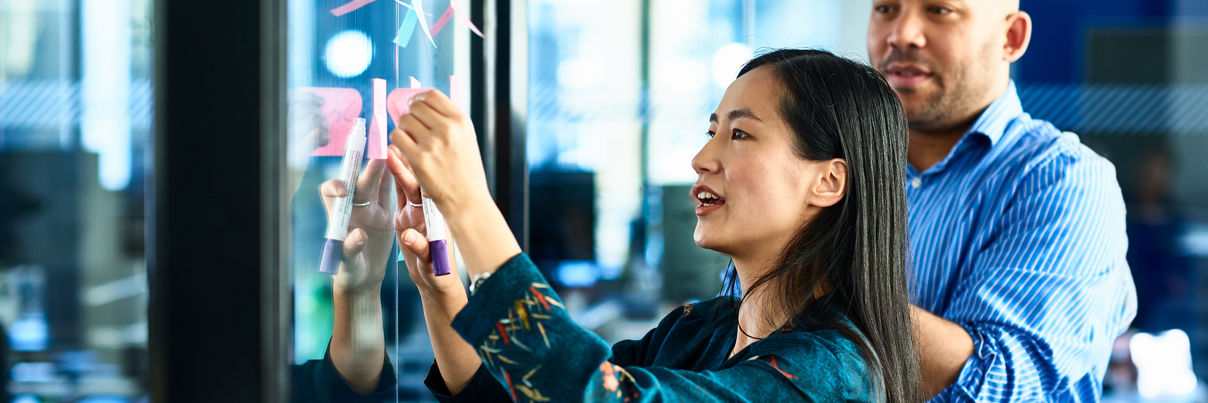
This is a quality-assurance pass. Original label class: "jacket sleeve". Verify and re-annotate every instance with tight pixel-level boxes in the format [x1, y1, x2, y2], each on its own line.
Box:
[442, 254, 869, 402]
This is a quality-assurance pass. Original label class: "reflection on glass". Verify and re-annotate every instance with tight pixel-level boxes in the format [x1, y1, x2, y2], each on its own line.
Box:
[0, 0, 152, 401]
[287, 0, 471, 400]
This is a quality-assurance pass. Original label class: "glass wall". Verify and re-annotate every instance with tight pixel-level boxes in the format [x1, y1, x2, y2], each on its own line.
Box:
[285, 0, 472, 401]
[0, 0, 152, 401]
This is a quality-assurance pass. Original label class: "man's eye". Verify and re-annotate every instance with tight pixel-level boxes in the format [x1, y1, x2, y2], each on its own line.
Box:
[706, 130, 716, 138]
[732, 129, 750, 140]
[874, 5, 895, 13]
[928, 6, 952, 15]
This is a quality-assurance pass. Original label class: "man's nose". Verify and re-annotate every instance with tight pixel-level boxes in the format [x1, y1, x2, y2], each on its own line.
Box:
[887, 12, 926, 50]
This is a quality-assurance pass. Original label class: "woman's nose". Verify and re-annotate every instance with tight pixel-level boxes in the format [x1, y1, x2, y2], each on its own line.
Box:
[691, 137, 721, 174]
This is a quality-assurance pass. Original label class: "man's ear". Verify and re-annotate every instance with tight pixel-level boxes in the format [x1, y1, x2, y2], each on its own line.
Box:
[1003, 11, 1032, 63]
[810, 158, 847, 208]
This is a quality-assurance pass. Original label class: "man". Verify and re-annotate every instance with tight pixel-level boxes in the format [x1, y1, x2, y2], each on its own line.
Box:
[867, 0, 1136, 401]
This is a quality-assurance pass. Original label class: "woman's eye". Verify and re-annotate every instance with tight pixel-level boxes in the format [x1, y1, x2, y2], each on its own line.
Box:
[706, 130, 717, 138]
[928, 6, 952, 15]
[731, 129, 750, 140]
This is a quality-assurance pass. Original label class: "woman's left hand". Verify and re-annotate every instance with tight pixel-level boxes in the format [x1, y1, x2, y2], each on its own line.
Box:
[319, 159, 395, 296]
[390, 90, 491, 212]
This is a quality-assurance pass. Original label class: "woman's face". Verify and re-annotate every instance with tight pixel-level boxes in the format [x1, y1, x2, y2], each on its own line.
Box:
[691, 66, 828, 262]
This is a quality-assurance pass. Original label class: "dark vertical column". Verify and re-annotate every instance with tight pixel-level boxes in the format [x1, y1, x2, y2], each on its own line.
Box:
[149, 0, 287, 400]
[472, 0, 528, 249]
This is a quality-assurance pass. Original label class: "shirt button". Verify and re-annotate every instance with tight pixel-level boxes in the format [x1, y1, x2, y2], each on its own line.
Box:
[911, 177, 922, 188]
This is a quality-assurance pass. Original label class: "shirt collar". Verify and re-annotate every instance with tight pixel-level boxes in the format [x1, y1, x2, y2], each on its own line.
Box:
[966, 80, 1024, 146]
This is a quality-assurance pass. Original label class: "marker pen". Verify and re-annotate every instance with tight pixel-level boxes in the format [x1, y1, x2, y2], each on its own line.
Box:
[320, 118, 368, 275]
[421, 193, 452, 276]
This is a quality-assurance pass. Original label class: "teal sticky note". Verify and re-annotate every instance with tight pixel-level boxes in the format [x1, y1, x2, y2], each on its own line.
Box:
[393, 8, 419, 48]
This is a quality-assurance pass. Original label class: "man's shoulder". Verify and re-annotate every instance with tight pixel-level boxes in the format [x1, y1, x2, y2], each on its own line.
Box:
[995, 112, 1116, 178]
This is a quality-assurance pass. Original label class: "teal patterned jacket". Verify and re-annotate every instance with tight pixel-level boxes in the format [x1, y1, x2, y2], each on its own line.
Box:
[425, 253, 878, 402]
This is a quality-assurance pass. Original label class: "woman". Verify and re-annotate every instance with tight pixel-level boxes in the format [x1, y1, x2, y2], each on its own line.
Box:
[382, 49, 918, 401]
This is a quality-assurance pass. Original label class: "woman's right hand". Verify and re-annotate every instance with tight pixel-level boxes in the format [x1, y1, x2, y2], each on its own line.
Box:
[386, 145, 466, 300]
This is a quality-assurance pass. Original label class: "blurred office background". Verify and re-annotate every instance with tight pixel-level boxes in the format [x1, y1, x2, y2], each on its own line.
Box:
[0, 0, 1205, 401]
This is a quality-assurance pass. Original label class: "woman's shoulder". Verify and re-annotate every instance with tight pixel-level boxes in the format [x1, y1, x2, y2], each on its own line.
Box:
[740, 326, 875, 401]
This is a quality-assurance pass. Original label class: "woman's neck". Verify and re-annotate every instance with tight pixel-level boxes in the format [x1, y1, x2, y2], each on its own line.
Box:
[729, 257, 790, 358]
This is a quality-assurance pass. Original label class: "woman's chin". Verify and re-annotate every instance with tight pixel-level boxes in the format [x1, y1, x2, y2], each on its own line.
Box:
[693, 232, 728, 254]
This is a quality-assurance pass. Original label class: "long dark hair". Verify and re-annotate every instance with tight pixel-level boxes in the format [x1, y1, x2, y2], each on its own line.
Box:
[731, 49, 919, 402]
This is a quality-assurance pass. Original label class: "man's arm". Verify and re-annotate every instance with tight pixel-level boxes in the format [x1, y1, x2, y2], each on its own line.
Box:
[912, 306, 974, 399]
[927, 145, 1136, 401]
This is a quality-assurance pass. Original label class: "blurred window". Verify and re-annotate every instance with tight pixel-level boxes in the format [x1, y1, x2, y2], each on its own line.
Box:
[0, 0, 153, 401]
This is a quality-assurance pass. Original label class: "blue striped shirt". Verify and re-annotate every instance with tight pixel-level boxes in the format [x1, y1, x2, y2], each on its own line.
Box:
[911, 82, 1136, 402]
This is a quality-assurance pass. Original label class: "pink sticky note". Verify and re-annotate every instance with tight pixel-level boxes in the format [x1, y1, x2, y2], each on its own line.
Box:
[367, 79, 388, 160]
[451, 0, 484, 38]
[330, 0, 375, 16]
[429, 5, 455, 36]
[387, 88, 429, 129]
[303, 87, 364, 157]
[449, 75, 465, 110]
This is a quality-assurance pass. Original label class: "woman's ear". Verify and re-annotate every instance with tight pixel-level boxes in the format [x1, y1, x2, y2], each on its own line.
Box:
[810, 158, 847, 208]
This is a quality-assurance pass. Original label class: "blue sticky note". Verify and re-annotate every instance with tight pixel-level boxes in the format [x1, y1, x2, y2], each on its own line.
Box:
[393, 8, 419, 48]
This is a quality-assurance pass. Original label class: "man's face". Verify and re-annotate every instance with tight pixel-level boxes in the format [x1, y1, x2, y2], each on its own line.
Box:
[867, 0, 1007, 133]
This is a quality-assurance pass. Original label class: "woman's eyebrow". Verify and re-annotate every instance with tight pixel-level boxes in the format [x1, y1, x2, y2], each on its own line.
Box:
[709, 108, 763, 123]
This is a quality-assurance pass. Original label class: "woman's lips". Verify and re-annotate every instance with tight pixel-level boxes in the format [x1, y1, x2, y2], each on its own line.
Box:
[695, 201, 724, 216]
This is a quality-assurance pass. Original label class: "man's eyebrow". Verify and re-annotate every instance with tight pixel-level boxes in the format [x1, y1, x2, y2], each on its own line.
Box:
[709, 109, 763, 123]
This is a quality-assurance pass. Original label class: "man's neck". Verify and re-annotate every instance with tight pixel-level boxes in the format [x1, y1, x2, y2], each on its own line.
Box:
[907, 127, 966, 172]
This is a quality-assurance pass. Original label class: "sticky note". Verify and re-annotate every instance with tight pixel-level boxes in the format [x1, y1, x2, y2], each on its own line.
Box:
[392, 0, 437, 48]
[367, 78, 388, 160]
[330, 0, 375, 16]
[303, 88, 364, 157]
[387, 88, 429, 128]
[392, 7, 420, 48]
[429, 5, 455, 36]
[449, 74, 465, 110]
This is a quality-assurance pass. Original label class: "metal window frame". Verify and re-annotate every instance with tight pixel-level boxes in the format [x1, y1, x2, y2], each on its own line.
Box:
[472, 0, 528, 250]
[149, 0, 288, 400]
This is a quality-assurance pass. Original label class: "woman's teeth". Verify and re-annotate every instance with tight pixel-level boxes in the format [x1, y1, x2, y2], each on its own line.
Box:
[696, 191, 724, 206]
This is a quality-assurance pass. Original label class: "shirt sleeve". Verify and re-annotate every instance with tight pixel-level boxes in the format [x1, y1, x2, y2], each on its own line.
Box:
[291, 347, 397, 403]
[936, 145, 1137, 401]
[444, 253, 868, 402]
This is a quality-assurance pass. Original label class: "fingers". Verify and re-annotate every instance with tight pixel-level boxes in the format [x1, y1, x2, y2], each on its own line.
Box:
[343, 228, 368, 261]
[404, 97, 448, 130]
[319, 179, 350, 212]
[396, 113, 429, 143]
[387, 145, 421, 206]
[400, 228, 430, 262]
[355, 159, 387, 205]
[377, 160, 394, 207]
[410, 90, 459, 119]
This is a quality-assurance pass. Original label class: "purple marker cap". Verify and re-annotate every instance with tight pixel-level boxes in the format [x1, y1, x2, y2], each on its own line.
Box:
[429, 239, 451, 276]
[319, 238, 343, 275]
